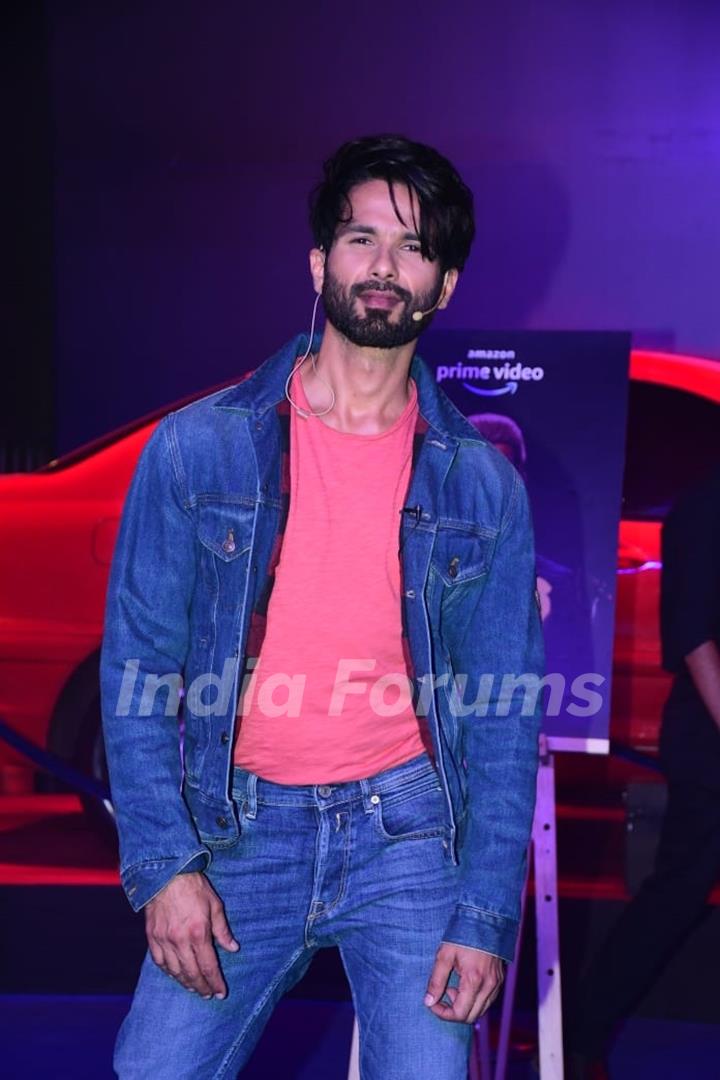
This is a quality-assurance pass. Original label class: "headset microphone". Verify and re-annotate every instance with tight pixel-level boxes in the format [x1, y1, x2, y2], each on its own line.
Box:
[411, 296, 443, 322]
[411, 272, 449, 322]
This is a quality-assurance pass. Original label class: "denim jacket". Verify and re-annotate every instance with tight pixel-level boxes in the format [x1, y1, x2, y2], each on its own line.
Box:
[100, 332, 544, 962]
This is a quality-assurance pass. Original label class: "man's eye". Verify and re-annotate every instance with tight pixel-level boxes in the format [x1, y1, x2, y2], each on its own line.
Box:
[404, 244, 422, 253]
[351, 237, 371, 244]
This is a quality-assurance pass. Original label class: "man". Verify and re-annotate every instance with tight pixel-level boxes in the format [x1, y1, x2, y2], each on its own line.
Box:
[567, 464, 720, 1079]
[101, 134, 544, 1079]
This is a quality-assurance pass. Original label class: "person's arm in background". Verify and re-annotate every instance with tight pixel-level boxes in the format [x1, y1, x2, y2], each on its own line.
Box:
[660, 466, 720, 730]
[685, 641, 720, 731]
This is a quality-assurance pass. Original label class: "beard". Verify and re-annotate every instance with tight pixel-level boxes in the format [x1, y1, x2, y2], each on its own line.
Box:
[321, 269, 444, 348]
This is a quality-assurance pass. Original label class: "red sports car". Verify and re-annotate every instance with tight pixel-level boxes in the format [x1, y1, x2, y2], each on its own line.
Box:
[0, 351, 718, 812]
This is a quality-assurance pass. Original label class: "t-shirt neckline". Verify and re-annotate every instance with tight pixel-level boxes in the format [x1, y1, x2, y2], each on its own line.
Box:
[291, 363, 418, 442]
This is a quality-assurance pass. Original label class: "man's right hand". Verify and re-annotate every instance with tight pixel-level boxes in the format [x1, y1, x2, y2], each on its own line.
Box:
[144, 871, 239, 999]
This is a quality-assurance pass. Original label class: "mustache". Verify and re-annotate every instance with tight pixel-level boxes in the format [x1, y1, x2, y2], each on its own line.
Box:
[352, 281, 412, 304]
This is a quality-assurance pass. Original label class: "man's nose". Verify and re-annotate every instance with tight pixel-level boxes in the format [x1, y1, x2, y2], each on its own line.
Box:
[368, 244, 398, 280]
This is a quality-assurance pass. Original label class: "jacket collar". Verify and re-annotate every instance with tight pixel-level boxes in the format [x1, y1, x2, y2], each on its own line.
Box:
[212, 331, 487, 446]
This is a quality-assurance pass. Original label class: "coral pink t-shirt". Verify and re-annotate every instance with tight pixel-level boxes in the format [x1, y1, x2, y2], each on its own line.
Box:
[233, 367, 430, 782]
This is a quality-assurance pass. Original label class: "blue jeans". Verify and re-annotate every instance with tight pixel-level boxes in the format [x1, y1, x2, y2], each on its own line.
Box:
[114, 751, 473, 1078]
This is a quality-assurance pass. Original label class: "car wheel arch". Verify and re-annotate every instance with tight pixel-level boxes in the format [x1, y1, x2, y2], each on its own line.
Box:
[47, 649, 102, 765]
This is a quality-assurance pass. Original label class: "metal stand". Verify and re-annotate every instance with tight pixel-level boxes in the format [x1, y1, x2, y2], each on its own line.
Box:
[348, 1013, 359, 1080]
[471, 734, 563, 1079]
[531, 736, 564, 1078]
[348, 736, 564, 1080]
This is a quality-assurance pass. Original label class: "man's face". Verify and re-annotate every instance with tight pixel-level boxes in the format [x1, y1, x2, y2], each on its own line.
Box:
[315, 179, 456, 348]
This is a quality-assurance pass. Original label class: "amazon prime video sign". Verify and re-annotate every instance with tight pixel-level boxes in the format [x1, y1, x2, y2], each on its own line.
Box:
[421, 330, 631, 751]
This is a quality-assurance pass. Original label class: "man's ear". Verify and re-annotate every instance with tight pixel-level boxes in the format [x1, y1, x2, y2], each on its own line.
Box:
[437, 267, 459, 310]
[309, 247, 326, 295]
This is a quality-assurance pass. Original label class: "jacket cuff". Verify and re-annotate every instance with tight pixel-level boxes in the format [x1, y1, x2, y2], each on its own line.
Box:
[121, 847, 211, 912]
[176, 853, 211, 875]
[442, 903, 519, 963]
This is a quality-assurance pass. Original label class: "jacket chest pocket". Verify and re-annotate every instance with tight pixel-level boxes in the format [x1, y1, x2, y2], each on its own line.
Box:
[196, 503, 254, 613]
[430, 524, 495, 589]
[429, 526, 497, 649]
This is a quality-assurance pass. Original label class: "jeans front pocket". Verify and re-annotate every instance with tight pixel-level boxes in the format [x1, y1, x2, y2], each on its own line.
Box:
[372, 769, 447, 842]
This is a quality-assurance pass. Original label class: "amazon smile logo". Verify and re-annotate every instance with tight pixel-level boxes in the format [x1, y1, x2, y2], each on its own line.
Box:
[435, 351, 545, 396]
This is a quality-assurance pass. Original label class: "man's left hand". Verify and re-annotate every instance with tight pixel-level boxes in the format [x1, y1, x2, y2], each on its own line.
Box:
[424, 942, 505, 1023]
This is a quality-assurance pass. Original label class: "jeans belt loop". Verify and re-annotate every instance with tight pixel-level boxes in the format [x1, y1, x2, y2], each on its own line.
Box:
[245, 772, 258, 819]
[358, 775, 376, 815]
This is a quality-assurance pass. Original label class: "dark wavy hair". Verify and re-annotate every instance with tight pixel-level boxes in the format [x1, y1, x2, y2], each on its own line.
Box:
[309, 134, 475, 273]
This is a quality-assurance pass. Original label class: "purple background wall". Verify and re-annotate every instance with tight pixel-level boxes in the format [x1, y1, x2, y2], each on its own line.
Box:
[50, 1, 720, 453]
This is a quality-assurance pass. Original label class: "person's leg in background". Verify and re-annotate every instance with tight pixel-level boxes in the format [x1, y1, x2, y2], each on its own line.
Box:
[566, 777, 720, 1074]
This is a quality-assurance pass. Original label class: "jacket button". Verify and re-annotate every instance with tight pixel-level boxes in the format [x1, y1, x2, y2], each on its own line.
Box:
[448, 557, 459, 579]
[216, 815, 229, 829]
[220, 732, 230, 745]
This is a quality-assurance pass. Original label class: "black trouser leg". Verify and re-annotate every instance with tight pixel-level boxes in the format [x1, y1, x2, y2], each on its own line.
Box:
[568, 780, 720, 1055]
